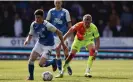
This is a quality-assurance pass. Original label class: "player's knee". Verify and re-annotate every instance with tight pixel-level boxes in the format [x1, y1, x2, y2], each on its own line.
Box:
[28, 60, 34, 65]
[29, 53, 38, 61]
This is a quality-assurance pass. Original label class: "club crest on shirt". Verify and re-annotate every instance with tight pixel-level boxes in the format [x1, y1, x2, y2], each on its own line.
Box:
[61, 13, 64, 16]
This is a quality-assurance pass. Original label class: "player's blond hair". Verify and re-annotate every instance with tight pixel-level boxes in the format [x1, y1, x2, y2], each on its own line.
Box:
[83, 14, 92, 22]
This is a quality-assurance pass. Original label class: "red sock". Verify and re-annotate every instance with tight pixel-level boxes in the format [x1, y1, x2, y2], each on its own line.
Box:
[65, 53, 75, 64]
[90, 48, 95, 56]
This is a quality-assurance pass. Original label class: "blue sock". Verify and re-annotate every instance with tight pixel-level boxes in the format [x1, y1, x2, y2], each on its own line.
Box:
[57, 59, 62, 71]
[28, 64, 34, 78]
[44, 60, 53, 67]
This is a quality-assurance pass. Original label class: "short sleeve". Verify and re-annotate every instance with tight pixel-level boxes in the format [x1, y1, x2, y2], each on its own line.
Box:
[71, 22, 81, 31]
[93, 25, 100, 38]
[65, 9, 71, 22]
[29, 22, 34, 35]
[45, 21, 57, 32]
[46, 9, 52, 21]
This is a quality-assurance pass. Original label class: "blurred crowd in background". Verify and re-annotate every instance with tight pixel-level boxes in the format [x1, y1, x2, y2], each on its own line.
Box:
[0, 1, 133, 37]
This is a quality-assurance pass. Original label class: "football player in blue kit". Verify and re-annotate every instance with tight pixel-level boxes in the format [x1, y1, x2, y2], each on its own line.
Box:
[46, 0, 72, 77]
[24, 9, 67, 80]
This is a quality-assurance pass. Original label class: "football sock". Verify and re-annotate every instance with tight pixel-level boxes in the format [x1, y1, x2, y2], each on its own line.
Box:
[86, 56, 93, 73]
[57, 58, 62, 72]
[86, 48, 95, 73]
[28, 63, 34, 78]
[43, 60, 54, 67]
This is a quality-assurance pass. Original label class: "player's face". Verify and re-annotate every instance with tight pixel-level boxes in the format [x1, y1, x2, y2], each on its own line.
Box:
[83, 16, 92, 28]
[54, 0, 62, 8]
[35, 15, 43, 24]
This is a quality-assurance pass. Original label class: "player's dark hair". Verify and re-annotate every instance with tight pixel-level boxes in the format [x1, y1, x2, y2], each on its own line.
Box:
[34, 9, 44, 17]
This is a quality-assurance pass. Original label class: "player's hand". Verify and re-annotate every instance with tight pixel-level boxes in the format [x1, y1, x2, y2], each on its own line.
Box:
[93, 50, 98, 60]
[24, 40, 29, 46]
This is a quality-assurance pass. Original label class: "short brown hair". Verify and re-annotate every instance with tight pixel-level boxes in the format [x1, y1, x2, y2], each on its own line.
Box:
[34, 9, 44, 17]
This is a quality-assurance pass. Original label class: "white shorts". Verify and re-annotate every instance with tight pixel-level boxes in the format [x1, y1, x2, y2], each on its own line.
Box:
[54, 36, 71, 49]
[32, 41, 53, 59]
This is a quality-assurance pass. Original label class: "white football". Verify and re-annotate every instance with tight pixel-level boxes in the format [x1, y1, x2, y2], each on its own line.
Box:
[42, 71, 53, 81]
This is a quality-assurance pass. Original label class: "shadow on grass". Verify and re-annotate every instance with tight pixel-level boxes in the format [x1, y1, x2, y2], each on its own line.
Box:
[0, 78, 23, 80]
[92, 76, 129, 79]
[0, 67, 12, 69]
[75, 75, 129, 79]
[52, 75, 132, 82]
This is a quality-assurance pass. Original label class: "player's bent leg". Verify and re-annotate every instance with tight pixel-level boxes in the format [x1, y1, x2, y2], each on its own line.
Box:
[38, 56, 47, 67]
[65, 39, 81, 76]
[63, 45, 73, 76]
[65, 54, 72, 76]
[63, 50, 77, 72]
[55, 49, 77, 78]
[64, 54, 72, 76]
[55, 53, 75, 78]
[56, 40, 81, 78]
[85, 43, 95, 77]
[27, 51, 39, 80]
[39, 56, 57, 72]
[54, 36, 62, 72]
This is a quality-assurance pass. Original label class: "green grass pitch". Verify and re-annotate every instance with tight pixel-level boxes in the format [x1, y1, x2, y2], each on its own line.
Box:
[0, 60, 132, 82]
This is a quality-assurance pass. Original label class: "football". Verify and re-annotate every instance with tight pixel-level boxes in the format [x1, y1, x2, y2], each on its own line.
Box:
[42, 71, 53, 81]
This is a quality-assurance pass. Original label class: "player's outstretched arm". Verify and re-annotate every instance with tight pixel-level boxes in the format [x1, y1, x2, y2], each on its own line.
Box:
[63, 27, 74, 41]
[24, 21, 34, 46]
[93, 36, 100, 60]
[57, 27, 75, 48]
[93, 24, 100, 58]
[24, 35, 33, 46]
[55, 29, 69, 57]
